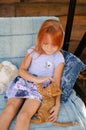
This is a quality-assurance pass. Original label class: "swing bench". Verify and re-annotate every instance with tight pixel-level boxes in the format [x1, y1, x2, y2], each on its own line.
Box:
[0, 0, 86, 130]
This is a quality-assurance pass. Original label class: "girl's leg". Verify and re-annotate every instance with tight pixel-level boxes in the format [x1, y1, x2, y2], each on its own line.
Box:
[14, 99, 40, 130]
[0, 98, 24, 130]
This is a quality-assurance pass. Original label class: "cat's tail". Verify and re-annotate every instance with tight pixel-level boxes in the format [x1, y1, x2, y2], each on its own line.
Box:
[53, 121, 79, 126]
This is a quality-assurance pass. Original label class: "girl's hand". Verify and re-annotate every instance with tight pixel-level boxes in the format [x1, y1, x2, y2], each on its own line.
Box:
[48, 103, 60, 123]
[35, 76, 54, 83]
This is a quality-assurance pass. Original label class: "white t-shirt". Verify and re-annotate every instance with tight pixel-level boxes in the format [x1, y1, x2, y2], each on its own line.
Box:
[27, 47, 65, 78]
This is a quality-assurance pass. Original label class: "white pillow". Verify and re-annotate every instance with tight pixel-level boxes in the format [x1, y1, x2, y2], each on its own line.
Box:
[0, 61, 18, 94]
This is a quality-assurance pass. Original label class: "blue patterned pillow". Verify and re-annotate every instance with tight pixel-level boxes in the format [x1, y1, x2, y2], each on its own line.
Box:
[61, 51, 86, 102]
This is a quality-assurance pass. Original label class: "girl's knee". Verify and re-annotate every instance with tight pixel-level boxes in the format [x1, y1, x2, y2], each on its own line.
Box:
[16, 111, 32, 123]
[5, 102, 16, 114]
[6, 99, 23, 114]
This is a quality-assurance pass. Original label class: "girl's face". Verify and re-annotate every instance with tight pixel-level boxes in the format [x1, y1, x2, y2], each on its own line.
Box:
[41, 34, 58, 55]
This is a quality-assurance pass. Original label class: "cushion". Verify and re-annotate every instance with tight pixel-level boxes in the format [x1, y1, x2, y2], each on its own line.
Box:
[61, 51, 86, 102]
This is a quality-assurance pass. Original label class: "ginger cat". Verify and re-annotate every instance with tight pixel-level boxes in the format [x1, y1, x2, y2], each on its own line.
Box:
[31, 82, 79, 126]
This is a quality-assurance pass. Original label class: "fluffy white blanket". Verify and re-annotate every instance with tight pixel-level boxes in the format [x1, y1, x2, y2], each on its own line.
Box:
[0, 61, 18, 93]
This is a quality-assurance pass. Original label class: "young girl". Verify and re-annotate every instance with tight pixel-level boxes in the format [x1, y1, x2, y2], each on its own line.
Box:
[0, 19, 65, 130]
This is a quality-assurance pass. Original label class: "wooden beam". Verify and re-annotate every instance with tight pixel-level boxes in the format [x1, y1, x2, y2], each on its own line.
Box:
[63, 0, 77, 51]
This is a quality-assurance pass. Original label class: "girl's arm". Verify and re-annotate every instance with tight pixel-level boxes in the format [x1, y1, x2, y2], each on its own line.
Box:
[54, 62, 64, 105]
[18, 53, 53, 83]
[48, 62, 64, 122]
[18, 53, 36, 82]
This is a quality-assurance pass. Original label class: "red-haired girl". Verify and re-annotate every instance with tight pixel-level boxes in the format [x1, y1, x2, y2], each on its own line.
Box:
[0, 19, 65, 130]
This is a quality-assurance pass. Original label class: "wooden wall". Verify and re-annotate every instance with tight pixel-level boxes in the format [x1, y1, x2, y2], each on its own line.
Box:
[0, 0, 86, 61]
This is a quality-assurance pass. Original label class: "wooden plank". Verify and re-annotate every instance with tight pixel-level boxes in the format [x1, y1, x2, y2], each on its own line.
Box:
[24, 0, 69, 3]
[15, 3, 69, 16]
[0, 2, 85, 16]
[74, 33, 86, 57]
[71, 16, 86, 41]
[0, 5, 15, 17]
[24, 0, 86, 4]
[75, 4, 86, 15]
[73, 16, 86, 25]
[0, 0, 20, 4]
[71, 27, 86, 41]
[59, 15, 86, 28]
[15, 2, 86, 16]
[0, 0, 85, 4]
[77, 0, 86, 4]
[59, 16, 86, 41]
[59, 16, 67, 30]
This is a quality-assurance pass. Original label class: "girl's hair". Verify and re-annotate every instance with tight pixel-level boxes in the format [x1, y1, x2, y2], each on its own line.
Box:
[35, 19, 64, 54]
